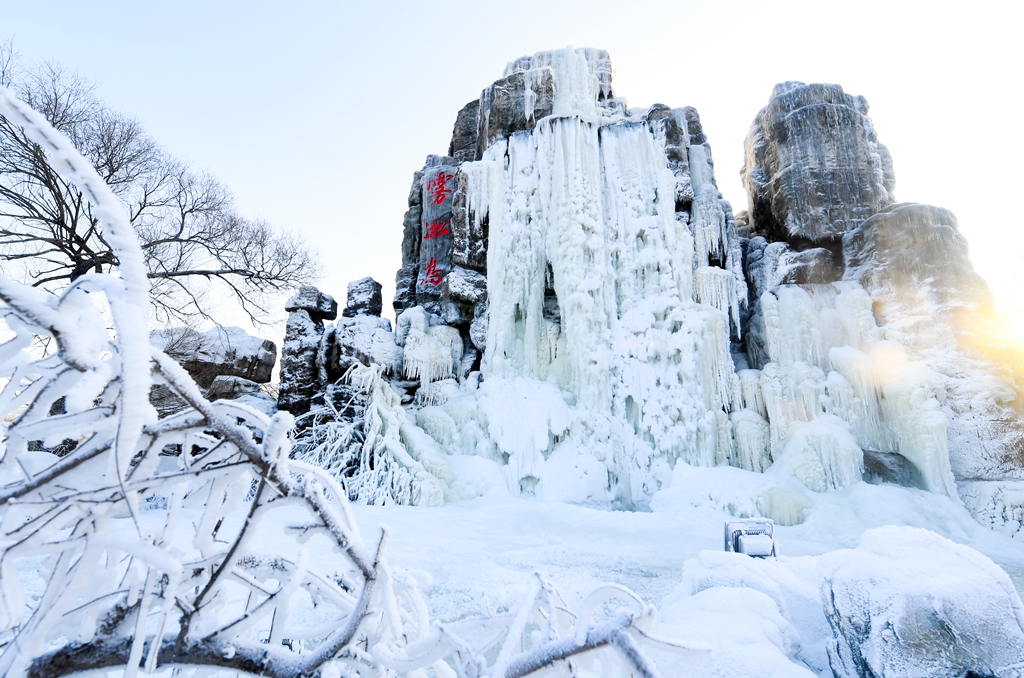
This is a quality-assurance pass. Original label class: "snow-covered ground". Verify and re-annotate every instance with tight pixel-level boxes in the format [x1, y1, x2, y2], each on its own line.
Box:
[336, 469, 1024, 626]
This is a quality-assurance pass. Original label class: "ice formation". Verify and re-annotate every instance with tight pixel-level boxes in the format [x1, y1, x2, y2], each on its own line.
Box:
[287, 49, 1024, 543]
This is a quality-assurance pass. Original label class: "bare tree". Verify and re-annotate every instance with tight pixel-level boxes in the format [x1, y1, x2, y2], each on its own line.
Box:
[0, 40, 320, 326]
[0, 83, 706, 678]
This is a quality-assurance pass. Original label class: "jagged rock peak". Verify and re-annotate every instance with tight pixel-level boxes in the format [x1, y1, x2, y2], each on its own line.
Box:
[742, 81, 896, 244]
[343, 276, 383, 318]
[449, 47, 626, 164]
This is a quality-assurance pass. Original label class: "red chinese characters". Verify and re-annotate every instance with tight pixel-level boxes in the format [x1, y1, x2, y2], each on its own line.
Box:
[421, 257, 444, 287]
[426, 171, 453, 205]
[423, 220, 451, 240]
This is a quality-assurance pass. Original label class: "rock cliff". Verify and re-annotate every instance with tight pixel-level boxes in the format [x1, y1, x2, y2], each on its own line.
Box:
[277, 50, 1024, 540]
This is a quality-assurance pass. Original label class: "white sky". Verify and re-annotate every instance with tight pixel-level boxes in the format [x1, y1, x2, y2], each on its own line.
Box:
[2, 0, 1022, 344]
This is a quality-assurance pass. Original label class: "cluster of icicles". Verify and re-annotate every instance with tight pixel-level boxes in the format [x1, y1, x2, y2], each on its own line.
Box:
[335, 47, 957, 509]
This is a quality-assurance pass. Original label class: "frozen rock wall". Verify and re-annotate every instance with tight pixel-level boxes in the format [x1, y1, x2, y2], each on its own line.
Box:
[280, 50, 1024, 530]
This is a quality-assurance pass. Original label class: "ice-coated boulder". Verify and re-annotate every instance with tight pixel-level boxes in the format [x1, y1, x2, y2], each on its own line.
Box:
[206, 375, 277, 416]
[150, 326, 277, 389]
[278, 286, 336, 415]
[328, 315, 401, 380]
[657, 585, 816, 677]
[206, 375, 261, 400]
[820, 526, 1024, 677]
[742, 81, 894, 243]
[342, 276, 383, 318]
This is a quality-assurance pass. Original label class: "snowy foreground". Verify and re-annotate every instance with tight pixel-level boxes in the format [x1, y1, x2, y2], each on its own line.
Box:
[342, 468, 1024, 676]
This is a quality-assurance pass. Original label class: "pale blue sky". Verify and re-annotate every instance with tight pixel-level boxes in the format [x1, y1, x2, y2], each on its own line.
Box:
[2, 0, 1021, 336]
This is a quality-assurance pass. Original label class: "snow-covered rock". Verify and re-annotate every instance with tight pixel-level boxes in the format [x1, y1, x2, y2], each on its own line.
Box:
[657, 585, 816, 677]
[820, 526, 1024, 677]
[278, 285, 337, 415]
[342, 276, 383, 317]
[150, 325, 277, 388]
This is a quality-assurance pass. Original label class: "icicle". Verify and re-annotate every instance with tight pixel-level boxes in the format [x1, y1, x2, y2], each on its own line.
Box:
[694, 266, 741, 336]
[398, 307, 454, 388]
[695, 308, 734, 413]
[730, 409, 771, 473]
[826, 348, 891, 452]
[737, 369, 767, 419]
[760, 361, 825, 457]
[416, 378, 461, 407]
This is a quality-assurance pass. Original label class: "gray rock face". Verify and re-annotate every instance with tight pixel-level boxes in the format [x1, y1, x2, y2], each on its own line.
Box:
[843, 203, 993, 320]
[474, 66, 557, 161]
[448, 99, 480, 164]
[451, 170, 488, 272]
[646, 105, 692, 206]
[151, 326, 277, 389]
[742, 81, 895, 244]
[394, 263, 419, 317]
[343, 277, 383, 318]
[776, 248, 841, 285]
[821, 526, 1024, 678]
[285, 285, 338, 322]
[414, 157, 459, 316]
[278, 286, 336, 416]
[206, 375, 261, 401]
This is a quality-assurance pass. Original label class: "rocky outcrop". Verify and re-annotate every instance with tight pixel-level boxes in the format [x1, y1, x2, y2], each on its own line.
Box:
[843, 203, 993, 321]
[151, 326, 277, 390]
[775, 248, 841, 286]
[343, 276, 383, 318]
[278, 286, 337, 416]
[742, 81, 894, 244]
[844, 203, 1024, 485]
[206, 375, 277, 416]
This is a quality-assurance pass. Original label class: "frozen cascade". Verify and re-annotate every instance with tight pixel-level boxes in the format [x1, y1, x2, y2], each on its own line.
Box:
[448, 47, 747, 505]
[758, 281, 958, 497]
[376, 49, 960, 510]
[737, 368, 767, 418]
